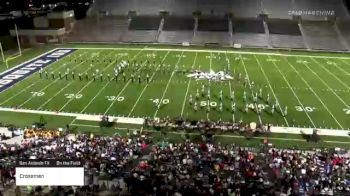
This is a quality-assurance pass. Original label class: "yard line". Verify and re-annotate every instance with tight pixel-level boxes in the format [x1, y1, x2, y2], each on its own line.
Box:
[128, 52, 169, 117]
[284, 57, 344, 129]
[126, 65, 161, 117]
[269, 55, 316, 128]
[180, 52, 198, 117]
[104, 49, 165, 115]
[153, 51, 184, 118]
[311, 58, 350, 91]
[58, 52, 119, 112]
[0, 51, 86, 106]
[253, 55, 289, 126]
[0, 83, 37, 106]
[80, 49, 144, 113]
[37, 53, 106, 110]
[302, 58, 350, 109]
[239, 54, 262, 124]
[337, 59, 350, 75]
[69, 47, 350, 60]
[19, 53, 92, 108]
[209, 52, 212, 71]
[224, 51, 234, 122]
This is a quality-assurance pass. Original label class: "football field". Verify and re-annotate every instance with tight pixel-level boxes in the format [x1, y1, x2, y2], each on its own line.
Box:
[0, 46, 349, 130]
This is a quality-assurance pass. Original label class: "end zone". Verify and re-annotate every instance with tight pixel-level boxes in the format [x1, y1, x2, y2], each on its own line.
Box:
[0, 48, 76, 93]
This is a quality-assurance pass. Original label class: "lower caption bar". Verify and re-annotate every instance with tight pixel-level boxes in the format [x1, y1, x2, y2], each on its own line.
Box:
[16, 167, 84, 186]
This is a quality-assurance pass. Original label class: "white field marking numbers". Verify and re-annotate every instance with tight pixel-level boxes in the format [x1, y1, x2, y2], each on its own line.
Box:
[205, 54, 221, 60]
[105, 96, 124, 102]
[248, 103, 270, 110]
[326, 61, 337, 65]
[235, 56, 250, 61]
[31, 91, 45, 97]
[343, 108, 350, 115]
[266, 58, 279, 62]
[286, 58, 343, 129]
[150, 99, 170, 105]
[65, 94, 83, 99]
[295, 106, 315, 112]
[116, 53, 128, 57]
[296, 60, 309, 64]
[146, 53, 157, 58]
[200, 101, 217, 107]
[175, 54, 186, 58]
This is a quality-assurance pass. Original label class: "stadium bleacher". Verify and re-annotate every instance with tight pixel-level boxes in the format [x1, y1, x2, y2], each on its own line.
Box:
[90, 0, 167, 16]
[162, 16, 194, 31]
[267, 19, 301, 35]
[121, 30, 158, 43]
[158, 16, 194, 43]
[192, 31, 231, 45]
[261, 0, 293, 19]
[294, 0, 350, 21]
[196, 0, 232, 16]
[232, 33, 268, 48]
[193, 16, 230, 45]
[68, 16, 129, 42]
[166, 0, 197, 16]
[65, 0, 350, 51]
[197, 17, 229, 32]
[301, 21, 346, 50]
[231, 0, 261, 18]
[233, 18, 265, 33]
[270, 34, 306, 49]
[337, 21, 350, 48]
[129, 16, 161, 30]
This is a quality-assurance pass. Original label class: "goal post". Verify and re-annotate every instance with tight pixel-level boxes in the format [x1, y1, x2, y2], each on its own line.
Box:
[0, 42, 4, 63]
[14, 24, 22, 57]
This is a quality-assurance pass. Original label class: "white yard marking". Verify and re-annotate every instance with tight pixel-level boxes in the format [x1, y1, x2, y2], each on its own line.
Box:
[0, 51, 85, 106]
[65, 47, 350, 60]
[37, 61, 101, 110]
[59, 53, 120, 112]
[224, 51, 235, 122]
[180, 52, 198, 117]
[284, 57, 344, 129]
[303, 58, 350, 109]
[239, 54, 262, 124]
[254, 55, 289, 126]
[19, 53, 91, 108]
[80, 50, 144, 114]
[0, 83, 37, 105]
[328, 59, 350, 76]
[209, 52, 212, 71]
[153, 51, 184, 118]
[311, 58, 350, 91]
[125, 51, 170, 116]
[269, 55, 316, 127]
[104, 49, 163, 115]
[37, 52, 108, 110]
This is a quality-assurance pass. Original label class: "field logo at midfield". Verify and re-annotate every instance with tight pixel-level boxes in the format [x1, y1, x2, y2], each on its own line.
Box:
[0, 49, 76, 92]
[187, 70, 233, 81]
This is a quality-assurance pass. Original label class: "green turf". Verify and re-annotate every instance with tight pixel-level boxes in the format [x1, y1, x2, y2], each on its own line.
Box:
[1, 46, 350, 129]
[0, 44, 350, 148]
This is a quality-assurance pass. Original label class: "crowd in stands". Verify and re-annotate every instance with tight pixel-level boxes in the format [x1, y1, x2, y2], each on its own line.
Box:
[0, 130, 349, 195]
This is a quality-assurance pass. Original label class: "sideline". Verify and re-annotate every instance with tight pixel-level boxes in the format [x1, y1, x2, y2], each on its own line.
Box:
[0, 107, 348, 137]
